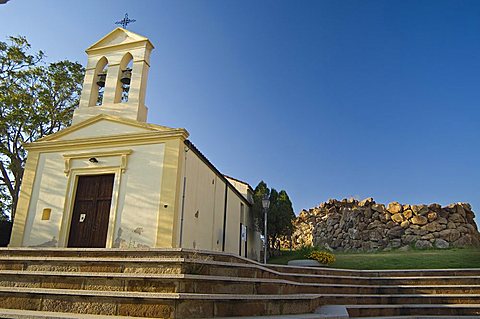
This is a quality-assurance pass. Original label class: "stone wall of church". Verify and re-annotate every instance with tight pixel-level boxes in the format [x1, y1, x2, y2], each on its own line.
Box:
[286, 198, 480, 251]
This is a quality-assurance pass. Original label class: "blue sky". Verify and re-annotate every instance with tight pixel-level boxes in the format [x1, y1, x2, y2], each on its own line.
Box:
[1, 0, 480, 222]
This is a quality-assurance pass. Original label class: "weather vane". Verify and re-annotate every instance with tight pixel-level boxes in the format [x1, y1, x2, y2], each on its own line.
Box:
[115, 13, 136, 29]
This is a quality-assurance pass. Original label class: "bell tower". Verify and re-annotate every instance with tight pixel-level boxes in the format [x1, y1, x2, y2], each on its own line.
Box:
[72, 28, 154, 125]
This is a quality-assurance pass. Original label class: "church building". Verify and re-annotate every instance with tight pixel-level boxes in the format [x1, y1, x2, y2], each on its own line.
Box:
[9, 28, 262, 261]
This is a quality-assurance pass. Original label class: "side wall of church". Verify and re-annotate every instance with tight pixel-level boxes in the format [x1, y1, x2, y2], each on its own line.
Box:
[178, 149, 261, 260]
[179, 150, 226, 251]
[13, 143, 166, 249]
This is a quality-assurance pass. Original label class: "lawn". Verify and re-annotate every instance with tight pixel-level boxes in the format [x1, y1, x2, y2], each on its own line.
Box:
[268, 248, 480, 270]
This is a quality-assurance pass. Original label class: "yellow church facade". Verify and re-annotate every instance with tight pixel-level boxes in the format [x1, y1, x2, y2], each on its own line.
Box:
[9, 28, 262, 261]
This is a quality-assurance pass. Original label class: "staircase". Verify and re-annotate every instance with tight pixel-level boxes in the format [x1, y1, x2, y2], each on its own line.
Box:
[0, 248, 478, 318]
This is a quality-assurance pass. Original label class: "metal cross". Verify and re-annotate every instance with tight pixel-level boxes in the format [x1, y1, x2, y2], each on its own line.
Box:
[115, 13, 136, 29]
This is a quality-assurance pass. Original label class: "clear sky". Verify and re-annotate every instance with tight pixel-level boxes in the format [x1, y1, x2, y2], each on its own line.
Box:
[1, 0, 479, 223]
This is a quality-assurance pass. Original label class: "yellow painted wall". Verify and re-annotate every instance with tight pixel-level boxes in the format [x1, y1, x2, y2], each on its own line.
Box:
[179, 149, 225, 250]
[225, 178, 261, 260]
[10, 120, 261, 259]
[224, 187, 241, 254]
[178, 148, 260, 258]
[13, 142, 166, 249]
[57, 120, 148, 140]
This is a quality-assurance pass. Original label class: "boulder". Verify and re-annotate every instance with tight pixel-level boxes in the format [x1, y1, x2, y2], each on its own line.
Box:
[348, 228, 359, 240]
[434, 238, 449, 249]
[411, 215, 428, 226]
[390, 239, 402, 248]
[457, 225, 469, 234]
[391, 213, 404, 223]
[400, 220, 410, 229]
[403, 209, 413, 219]
[364, 208, 373, 219]
[447, 221, 456, 229]
[452, 235, 472, 247]
[424, 222, 443, 232]
[387, 226, 404, 239]
[403, 234, 419, 244]
[456, 205, 466, 217]
[359, 197, 374, 207]
[449, 213, 465, 223]
[421, 233, 435, 240]
[437, 217, 448, 225]
[438, 229, 461, 242]
[380, 212, 391, 223]
[412, 204, 429, 216]
[428, 203, 442, 212]
[387, 202, 403, 214]
[427, 211, 438, 222]
[413, 228, 428, 236]
[415, 240, 433, 249]
[369, 230, 383, 241]
[372, 204, 386, 213]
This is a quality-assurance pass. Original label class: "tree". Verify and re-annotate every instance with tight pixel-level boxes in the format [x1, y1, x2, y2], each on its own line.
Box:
[0, 36, 85, 221]
[252, 180, 269, 231]
[268, 189, 295, 251]
[252, 181, 295, 256]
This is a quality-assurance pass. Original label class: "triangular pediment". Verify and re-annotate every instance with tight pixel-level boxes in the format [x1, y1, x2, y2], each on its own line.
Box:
[86, 28, 153, 52]
[38, 114, 179, 142]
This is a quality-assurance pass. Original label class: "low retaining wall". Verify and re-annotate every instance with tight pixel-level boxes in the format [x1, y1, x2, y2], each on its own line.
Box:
[288, 198, 480, 251]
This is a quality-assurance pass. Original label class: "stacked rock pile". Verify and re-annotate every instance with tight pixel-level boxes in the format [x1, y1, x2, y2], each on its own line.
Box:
[286, 198, 480, 251]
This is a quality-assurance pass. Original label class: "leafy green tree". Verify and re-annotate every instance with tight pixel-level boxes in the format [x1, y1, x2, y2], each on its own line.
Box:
[268, 189, 295, 251]
[252, 181, 295, 256]
[0, 36, 84, 221]
[252, 180, 269, 231]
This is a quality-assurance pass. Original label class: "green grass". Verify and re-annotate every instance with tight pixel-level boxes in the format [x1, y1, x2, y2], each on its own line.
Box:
[268, 248, 480, 270]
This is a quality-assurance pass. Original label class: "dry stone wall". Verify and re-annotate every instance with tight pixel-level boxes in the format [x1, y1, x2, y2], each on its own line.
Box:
[288, 198, 480, 251]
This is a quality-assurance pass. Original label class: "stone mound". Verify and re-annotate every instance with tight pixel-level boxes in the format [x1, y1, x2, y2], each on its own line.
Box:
[286, 198, 480, 251]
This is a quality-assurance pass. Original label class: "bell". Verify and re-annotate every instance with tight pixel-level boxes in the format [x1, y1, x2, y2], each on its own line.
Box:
[96, 73, 106, 87]
[120, 68, 132, 85]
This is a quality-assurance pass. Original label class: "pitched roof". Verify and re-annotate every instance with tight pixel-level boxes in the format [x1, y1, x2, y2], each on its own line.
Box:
[86, 27, 154, 53]
[36, 114, 187, 142]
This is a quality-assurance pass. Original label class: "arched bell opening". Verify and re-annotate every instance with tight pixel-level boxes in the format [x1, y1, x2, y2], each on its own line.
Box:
[94, 57, 109, 106]
[116, 53, 133, 103]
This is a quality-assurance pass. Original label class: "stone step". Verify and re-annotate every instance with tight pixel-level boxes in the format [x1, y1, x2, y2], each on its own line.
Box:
[0, 308, 351, 319]
[1, 249, 479, 318]
[1, 270, 480, 295]
[0, 308, 156, 318]
[269, 264, 480, 278]
[346, 304, 480, 317]
[320, 293, 480, 305]
[0, 287, 319, 318]
[0, 248, 249, 264]
[4, 248, 479, 280]
[0, 256, 271, 279]
[284, 272, 480, 286]
[2, 256, 479, 289]
[1, 286, 479, 318]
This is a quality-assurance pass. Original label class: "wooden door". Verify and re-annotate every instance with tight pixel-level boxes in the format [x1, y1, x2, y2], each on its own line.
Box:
[68, 174, 114, 248]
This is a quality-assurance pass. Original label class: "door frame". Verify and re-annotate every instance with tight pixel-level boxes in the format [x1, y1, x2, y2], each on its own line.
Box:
[58, 167, 122, 248]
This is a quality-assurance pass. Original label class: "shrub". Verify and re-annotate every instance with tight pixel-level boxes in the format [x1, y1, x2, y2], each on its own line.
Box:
[307, 250, 336, 265]
[298, 245, 315, 257]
